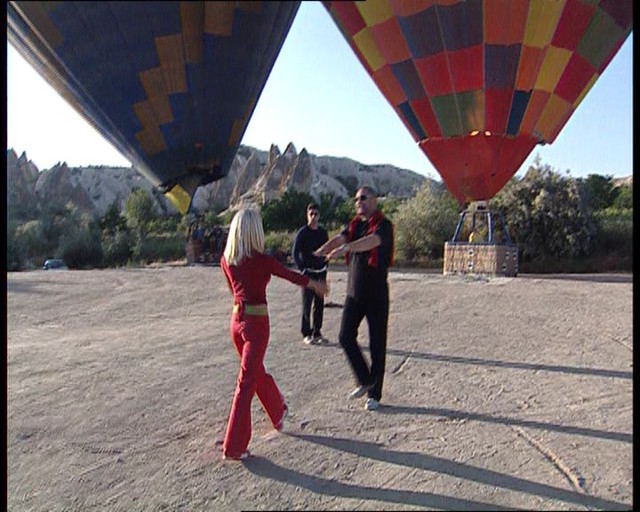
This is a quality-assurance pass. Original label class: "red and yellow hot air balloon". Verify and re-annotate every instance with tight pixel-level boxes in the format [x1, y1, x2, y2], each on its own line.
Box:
[324, 0, 633, 205]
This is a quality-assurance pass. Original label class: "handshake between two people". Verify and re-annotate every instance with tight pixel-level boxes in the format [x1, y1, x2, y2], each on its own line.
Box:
[307, 279, 329, 298]
[313, 239, 350, 263]
[307, 235, 359, 298]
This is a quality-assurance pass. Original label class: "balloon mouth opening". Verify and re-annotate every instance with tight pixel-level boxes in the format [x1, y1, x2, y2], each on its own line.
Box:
[157, 165, 224, 193]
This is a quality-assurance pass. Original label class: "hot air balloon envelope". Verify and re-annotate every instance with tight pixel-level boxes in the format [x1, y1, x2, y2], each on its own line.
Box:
[7, 1, 301, 214]
[324, 0, 632, 204]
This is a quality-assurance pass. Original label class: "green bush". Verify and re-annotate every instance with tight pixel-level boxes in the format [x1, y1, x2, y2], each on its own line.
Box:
[591, 207, 632, 270]
[58, 226, 104, 269]
[124, 188, 156, 235]
[12, 220, 51, 269]
[264, 231, 294, 263]
[492, 162, 595, 262]
[102, 230, 133, 267]
[137, 233, 185, 263]
[147, 214, 181, 234]
[262, 189, 314, 231]
[612, 185, 632, 209]
[394, 181, 458, 261]
[332, 197, 357, 228]
[594, 207, 632, 248]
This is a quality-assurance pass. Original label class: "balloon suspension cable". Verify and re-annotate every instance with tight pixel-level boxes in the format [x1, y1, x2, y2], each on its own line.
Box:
[450, 201, 514, 246]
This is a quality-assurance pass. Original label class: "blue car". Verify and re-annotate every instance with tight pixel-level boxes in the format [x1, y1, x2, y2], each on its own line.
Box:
[43, 259, 68, 270]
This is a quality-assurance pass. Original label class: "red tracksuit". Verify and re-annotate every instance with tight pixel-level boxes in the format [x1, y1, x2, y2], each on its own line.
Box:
[220, 253, 309, 458]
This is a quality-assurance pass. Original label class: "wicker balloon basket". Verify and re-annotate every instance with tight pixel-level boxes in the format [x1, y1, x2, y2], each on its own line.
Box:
[443, 242, 518, 277]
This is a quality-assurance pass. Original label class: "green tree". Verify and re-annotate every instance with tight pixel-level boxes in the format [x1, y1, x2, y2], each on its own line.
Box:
[394, 181, 458, 262]
[124, 188, 156, 236]
[6, 219, 20, 271]
[99, 201, 128, 235]
[333, 197, 356, 227]
[315, 192, 340, 228]
[492, 161, 595, 262]
[577, 174, 617, 212]
[124, 188, 157, 261]
[58, 222, 103, 269]
[37, 201, 72, 257]
[12, 220, 46, 268]
[379, 196, 402, 218]
[202, 210, 223, 228]
[261, 189, 314, 231]
[55, 206, 103, 269]
[611, 184, 633, 210]
[101, 229, 132, 267]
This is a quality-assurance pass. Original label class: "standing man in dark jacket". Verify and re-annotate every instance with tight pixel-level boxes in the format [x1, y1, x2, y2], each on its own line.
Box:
[292, 203, 329, 345]
[314, 186, 394, 411]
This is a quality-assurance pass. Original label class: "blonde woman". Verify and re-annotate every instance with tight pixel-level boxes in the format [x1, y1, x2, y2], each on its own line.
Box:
[220, 208, 327, 460]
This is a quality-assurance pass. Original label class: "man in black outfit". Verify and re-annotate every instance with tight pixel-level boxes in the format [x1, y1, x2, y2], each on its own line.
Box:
[314, 186, 394, 411]
[292, 203, 329, 345]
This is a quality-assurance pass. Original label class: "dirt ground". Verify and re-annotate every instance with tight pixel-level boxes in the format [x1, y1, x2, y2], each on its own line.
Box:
[7, 265, 633, 511]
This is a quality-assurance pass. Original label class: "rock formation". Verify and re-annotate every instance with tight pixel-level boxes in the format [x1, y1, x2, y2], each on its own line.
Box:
[7, 144, 427, 220]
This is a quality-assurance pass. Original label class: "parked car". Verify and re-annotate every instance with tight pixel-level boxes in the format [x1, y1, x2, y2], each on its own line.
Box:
[43, 258, 68, 270]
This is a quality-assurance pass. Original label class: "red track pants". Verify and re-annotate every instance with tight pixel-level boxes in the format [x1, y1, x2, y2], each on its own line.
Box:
[222, 312, 286, 458]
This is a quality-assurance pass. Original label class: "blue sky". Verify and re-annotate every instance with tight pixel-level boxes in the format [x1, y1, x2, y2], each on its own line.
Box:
[6, 1, 633, 181]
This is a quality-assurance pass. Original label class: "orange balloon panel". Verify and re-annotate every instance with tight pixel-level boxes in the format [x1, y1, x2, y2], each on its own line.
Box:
[419, 134, 538, 204]
[324, 0, 633, 203]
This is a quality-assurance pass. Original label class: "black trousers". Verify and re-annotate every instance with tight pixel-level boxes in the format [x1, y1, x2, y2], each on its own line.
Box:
[301, 274, 325, 337]
[338, 294, 389, 401]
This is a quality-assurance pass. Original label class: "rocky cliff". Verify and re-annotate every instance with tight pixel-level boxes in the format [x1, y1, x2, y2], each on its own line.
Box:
[7, 144, 427, 221]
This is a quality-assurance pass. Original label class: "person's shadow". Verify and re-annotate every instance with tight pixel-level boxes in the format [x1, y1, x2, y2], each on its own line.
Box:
[244, 455, 514, 510]
[243, 434, 629, 511]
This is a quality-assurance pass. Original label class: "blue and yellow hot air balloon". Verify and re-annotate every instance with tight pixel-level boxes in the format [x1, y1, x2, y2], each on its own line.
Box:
[7, 1, 300, 214]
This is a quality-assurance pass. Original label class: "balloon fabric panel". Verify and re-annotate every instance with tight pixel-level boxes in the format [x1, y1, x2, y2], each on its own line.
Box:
[353, 28, 386, 71]
[398, 102, 427, 141]
[373, 65, 407, 106]
[410, 97, 443, 139]
[449, 45, 484, 92]
[483, 0, 527, 45]
[577, 8, 627, 70]
[415, 53, 454, 96]
[398, 8, 444, 58]
[537, 94, 574, 143]
[599, 0, 633, 29]
[522, 1, 566, 49]
[533, 46, 573, 94]
[485, 45, 521, 90]
[436, 0, 483, 51]
[391, 60, 426, 101]
[506, 91, 531, 136]
[370, 17, 411, 64]
[551, 0, 596, 51]
[555, 53, 598, 105]
[485, 89, 515, 134]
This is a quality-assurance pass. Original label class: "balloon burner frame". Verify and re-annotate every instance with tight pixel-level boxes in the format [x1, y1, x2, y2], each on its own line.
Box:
[443, 202, 518, 277]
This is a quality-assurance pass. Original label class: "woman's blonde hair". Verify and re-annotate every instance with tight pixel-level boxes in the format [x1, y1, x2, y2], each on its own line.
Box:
[223, 208, 265, 265]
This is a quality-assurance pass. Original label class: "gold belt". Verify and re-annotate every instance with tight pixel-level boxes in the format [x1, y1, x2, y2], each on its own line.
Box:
[233, 303, 268, 316]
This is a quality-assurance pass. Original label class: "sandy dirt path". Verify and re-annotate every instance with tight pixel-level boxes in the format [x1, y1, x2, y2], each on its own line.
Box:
[7, 266, 632, 511]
